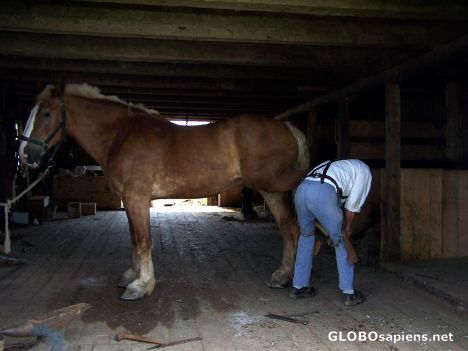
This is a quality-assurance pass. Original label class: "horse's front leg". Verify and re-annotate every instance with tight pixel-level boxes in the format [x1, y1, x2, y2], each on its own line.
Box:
[118, 212, 138, 288]
[120, 197, 155, 300]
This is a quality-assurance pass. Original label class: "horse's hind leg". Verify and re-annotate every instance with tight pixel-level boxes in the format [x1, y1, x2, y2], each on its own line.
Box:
[120, 197, 156, 300]
[259, 191, 299, 288]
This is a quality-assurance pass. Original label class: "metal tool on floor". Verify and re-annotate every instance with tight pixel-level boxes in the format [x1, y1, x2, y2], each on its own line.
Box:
[0, 303, 91, 351]
[265, 313, 309, 325]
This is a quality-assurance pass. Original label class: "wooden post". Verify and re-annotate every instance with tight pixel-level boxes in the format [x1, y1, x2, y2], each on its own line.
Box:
[336, 100, 350, 158]
[445, 81, 462, 167]
[307, 108, 318, 165]
[381, 82, 401, 261]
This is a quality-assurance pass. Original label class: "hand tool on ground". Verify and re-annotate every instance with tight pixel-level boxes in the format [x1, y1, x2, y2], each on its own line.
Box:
[146, 336, 202, 349]
[0, 254, 27, 266]
[114, 332, 168, 346]
[314, 221, 359, 264]
[0, 303, 91, 351]
[265, 313, 309, 325]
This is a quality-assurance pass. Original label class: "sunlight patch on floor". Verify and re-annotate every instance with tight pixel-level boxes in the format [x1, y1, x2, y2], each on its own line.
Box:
[151, 199, 236, 213]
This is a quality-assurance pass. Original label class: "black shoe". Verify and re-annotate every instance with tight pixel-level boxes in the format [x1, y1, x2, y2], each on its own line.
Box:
[343, 290, 365, 306]
[289, 286, 316, 299]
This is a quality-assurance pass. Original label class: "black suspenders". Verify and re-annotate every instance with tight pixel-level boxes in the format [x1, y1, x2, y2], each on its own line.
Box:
[306, 160, 348, 202]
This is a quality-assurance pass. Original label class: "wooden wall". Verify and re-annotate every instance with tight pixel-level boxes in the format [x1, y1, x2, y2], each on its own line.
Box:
[52, 175, 122, 210]
[350, 120, 445, 161]
[398, 169, 468, 260]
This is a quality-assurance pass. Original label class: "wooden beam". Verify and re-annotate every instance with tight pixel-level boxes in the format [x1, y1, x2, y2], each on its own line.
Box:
[381, 82, 401, 261]
[1, 2, 465, 48]
[336, 100, 350, 158]
[0, 68, 310, 93]
[74, 0, 468, 20]
[0, 55, 328, 83]
[0, 31, 421, 68]
[275, 33, 468, 120]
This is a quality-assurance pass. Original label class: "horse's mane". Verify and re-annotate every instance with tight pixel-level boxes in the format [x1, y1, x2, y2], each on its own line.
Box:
[38, 83, 160, 117]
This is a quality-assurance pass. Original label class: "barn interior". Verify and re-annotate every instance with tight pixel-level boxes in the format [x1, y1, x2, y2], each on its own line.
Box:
[0, 1, 468, 350]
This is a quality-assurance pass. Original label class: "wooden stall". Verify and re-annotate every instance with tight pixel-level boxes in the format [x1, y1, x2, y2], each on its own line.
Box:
[399, 169, 468, 260]
[52, 175, 121, 210]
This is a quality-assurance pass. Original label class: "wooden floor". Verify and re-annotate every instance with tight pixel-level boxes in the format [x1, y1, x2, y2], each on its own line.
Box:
[0, 206, 467, 351]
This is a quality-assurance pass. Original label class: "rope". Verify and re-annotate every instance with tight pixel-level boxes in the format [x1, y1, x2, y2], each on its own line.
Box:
[0, 166, 51, 254]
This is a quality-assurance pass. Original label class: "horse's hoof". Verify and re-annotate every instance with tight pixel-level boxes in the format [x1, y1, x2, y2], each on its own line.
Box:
[120, 287, 145, 301]
[118, 277, 134, 288]
[118, 269, 137, 288]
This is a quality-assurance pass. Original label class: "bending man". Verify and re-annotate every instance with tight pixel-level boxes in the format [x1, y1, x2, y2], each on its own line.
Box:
[290, 159, 372, 306]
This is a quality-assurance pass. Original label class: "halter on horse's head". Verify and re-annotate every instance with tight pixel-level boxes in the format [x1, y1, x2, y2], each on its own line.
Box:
[19, 84, 67, 168]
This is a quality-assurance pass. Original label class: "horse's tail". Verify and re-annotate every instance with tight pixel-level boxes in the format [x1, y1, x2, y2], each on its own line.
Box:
[285, 122, 309, 170]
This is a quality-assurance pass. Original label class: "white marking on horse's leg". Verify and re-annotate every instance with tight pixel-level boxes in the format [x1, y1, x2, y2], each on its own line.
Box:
[121, 199, 156, 300]
[19, 104, 39, 163]
[118, 246, 141, 287]
[122, 253, 155, 300]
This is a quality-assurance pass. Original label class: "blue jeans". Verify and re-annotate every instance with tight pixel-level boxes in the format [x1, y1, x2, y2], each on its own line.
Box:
[293, 179, 354, 293]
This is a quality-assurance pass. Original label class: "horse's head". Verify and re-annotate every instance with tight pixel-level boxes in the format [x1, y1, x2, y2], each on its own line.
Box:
[19, 84, 67, 168]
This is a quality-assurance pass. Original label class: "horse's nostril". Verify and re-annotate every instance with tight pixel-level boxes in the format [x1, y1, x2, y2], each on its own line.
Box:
[24, 143, 44, 164]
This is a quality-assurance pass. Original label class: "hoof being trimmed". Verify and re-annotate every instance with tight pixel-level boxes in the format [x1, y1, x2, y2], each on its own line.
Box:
[269, 266, 292, 289]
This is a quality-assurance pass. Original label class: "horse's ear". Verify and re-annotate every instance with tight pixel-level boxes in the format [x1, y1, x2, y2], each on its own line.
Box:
[53, 78, 66, 97]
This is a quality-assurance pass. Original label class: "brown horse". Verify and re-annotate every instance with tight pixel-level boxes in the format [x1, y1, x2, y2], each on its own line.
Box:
[19, 83, 309, 300]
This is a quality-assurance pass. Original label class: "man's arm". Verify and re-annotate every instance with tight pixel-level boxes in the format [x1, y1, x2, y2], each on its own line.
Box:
[343, 210, 356, 238]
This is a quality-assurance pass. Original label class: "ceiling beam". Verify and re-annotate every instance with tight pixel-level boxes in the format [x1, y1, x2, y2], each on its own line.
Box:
[0, 55, 351, 84]
[1, 2, 467, 49]
[0, 31, 422, 67]
[0, 68, 316, 93]
[73, 0, 468, 20]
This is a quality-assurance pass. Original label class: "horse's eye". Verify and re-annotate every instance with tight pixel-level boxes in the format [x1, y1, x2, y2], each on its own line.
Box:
[44, 112, 51, 118]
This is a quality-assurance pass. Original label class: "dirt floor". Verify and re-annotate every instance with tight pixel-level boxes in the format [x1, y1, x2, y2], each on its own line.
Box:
[0, 205, 467, 351]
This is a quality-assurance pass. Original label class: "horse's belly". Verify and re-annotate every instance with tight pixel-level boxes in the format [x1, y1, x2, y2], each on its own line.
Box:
[150, 173, 241, 199]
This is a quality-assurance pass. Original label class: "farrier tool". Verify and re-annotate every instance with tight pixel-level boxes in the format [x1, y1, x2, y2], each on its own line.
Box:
[265, 313, 309, 325]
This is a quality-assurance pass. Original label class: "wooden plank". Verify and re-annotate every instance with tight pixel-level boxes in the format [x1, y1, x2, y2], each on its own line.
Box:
[399, 169, 414, 260]
[0, 31, 417, 69]
[350, 142, 446, 161]
[76, 0, 468, 20]
[350, 120, 444, 138]
[442, 170, 459, 257]
[412, 169, 431, 259]
[0, 2, 463, 48]
[458, 171, 468, 257]
[382, 82, 401, 261]
[52, 175, 121, 209]
[429, 169, 443, 258]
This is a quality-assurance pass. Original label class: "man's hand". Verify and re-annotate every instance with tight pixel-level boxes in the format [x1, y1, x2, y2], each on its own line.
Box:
[343, 210, 356, 238]
[343, 227, 353, 238]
